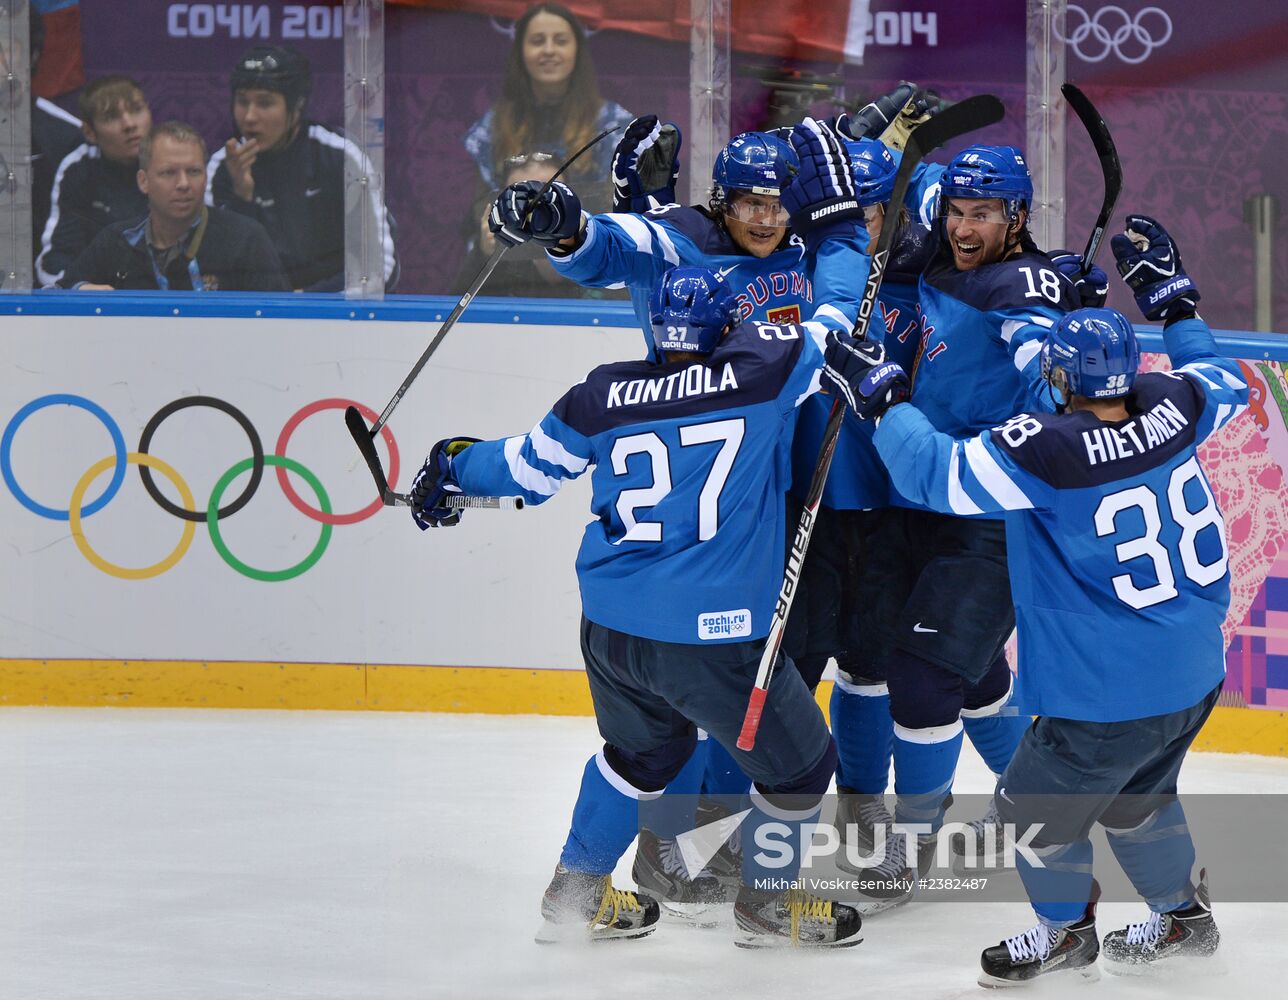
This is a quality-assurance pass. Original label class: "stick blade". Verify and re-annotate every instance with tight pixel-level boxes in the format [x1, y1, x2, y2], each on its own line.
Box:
[1061, 83, 1122, 202]
[345, 405, 393, 503]
[904, 94, 1005, 161]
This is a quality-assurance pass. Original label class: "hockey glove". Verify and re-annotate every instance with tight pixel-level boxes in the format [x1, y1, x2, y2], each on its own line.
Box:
[1110, 215, 1200, 323]
[781, 118, 863, 249]
[833, 82, 918, 141]
[489, 180, 583, 248]
[611, 115, 682, 214]
[1048, 249, 1109, 308]
[410, 437, 480, 530]
[879, 84, 950, 152]
[822, 333, 910, 420]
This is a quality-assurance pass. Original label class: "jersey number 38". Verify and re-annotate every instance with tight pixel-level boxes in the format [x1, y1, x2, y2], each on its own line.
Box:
[1094, 456, 1228, 610]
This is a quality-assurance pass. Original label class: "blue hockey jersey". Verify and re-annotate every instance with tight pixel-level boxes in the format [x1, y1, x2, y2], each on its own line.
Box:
[790, 224, 931, 509]
[453, 318, 838, 645]
[550, 206, 820, 357]
[874, 317, 1249, 721]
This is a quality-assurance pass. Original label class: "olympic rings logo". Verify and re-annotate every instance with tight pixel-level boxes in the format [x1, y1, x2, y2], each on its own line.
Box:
[1, 395, 398, 582]
[1057, 5, 1173, 64]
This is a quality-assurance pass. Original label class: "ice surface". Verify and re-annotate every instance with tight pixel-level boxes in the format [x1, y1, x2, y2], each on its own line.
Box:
[0, 708, 1284, 999]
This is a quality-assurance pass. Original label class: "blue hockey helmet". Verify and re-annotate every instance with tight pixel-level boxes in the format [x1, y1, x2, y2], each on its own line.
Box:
[1041, 307, 1140, 401]
[940, 144, 1033, 220]
[712, 132, 799, 199]
[650, 266, 741, 357]
[845, 138, 898, 207]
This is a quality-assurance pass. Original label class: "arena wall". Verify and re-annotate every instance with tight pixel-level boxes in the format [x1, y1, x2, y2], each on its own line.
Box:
[1, 301, 1285, 756]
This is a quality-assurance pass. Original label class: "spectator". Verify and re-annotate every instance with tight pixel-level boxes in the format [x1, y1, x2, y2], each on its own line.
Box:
[206, 45, 398, 292]
[452, 151, 623, 299]
[28, 8, 83, 267]
[463, 3, 632, 196]
[59, 121, 288, 292]
[36, 75, 151, 287]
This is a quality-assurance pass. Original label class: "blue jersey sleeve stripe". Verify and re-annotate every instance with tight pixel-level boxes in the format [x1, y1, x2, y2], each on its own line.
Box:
[551, 213, 602, 268]
[529, 420, 591, 474]
[608, 212, 680, 266]
[504, 435, 565, 497]
[965, 435, 1035, 510]
[1012, 338, 1042, 374]
[947, 442, 985, 515]
[809, 303, 851, 334]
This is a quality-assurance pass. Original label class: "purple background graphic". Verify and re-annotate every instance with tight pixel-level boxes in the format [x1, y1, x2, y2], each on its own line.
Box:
[63, 1, 1288, 329]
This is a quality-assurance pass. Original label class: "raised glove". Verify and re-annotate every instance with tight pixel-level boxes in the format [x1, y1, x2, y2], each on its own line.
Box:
[489, 180, 583, 248]
[410, 437, 480, 530]
[1110, 214, 1200, 323]
[879, 84, 950, 152]
[611, 115, 682, 214]
[833, 82, 918, 141]
[780, 118, 862, 248]
[1048, 249, 1109, 308]
[822, 333, 910, 420]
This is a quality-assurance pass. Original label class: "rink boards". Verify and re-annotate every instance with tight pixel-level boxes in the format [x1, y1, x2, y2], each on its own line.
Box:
[1, 305, 1286, 755]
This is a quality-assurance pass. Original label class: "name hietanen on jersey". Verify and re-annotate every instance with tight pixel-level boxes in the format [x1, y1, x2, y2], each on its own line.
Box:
[1082, 396, 1189, 466]
[607, 363, 740, 409]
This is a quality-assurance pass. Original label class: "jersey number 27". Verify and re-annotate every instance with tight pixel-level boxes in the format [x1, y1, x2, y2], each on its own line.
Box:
[610, 418, 745, 543]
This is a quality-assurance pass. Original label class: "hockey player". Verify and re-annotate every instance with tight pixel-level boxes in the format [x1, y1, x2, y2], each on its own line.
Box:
[791, 137, 940, 890]
[409, 265, 883, 947]
[206, 46, 398, 291]
[856, 215, 1239, 984]
[840, 144, 1087, 908]
[490, 117, 876, 919]
[423, 132, 881, 946]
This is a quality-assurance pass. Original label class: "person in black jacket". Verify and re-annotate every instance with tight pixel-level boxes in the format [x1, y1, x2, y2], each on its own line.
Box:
[36, 75, 152, 287]
[28, 8, 84, 266]
[59, 121, 288, 292]
[205, 46, 398, 292]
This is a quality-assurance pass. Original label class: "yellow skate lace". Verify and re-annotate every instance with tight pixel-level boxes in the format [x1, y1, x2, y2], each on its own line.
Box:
[787, 888, 835, 945]
[591, 877, 643, 929]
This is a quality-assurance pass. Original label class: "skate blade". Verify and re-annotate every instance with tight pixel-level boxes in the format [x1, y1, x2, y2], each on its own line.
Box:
[655, 899, 727, 928]
[1102, 950, 1226, 979]
[733, 928, 864, 950]
[851, 892, 914, 917]
[977, 963, 1100, 988]
[534, 918, 658, 946]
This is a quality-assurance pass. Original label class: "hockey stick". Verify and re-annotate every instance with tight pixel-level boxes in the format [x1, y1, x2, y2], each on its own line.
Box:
[736, 95, 1006, 751]
[342, 411, 524, 510]
[346, 124, 623, 506]
[1060, 83, 1122, 271]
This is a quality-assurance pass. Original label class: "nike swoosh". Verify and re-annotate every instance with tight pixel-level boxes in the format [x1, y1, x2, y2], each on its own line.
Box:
[305, 187, 323, 198]
[913, 623, 938, 633]
[715, 265, 737, 279]
[999, 787, 1014, 804]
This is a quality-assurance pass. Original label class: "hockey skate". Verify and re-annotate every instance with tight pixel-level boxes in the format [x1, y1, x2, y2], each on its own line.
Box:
[978, 882, 1101, 987]
[733, 884, 862, 949]
[1102, 869, 1220, 973]
[948, 797, 1014, 876]
[693, 798, 743, 893]
[837, 823, 935, 915]
[535, 864, 660, 944]
[631, 827, 727, 926]
[834, 787, 894, 855]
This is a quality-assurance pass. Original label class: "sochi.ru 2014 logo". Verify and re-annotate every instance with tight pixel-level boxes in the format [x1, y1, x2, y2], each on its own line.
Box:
[2, 394, 398, 582]
[1058, 5, 1173, 65]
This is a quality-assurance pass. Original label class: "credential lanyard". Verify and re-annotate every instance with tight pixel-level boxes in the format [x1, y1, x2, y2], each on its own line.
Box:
[150, 207, 210, 291]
